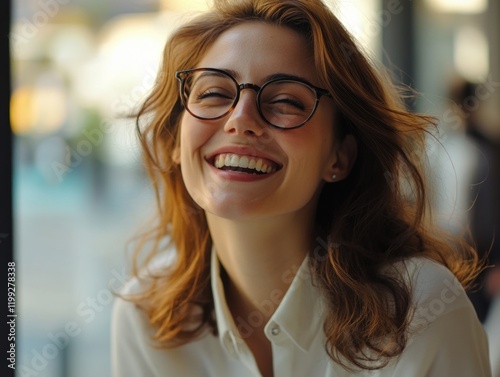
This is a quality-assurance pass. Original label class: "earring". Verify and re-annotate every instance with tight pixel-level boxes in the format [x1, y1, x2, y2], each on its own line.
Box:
[332, 174, 337, 181]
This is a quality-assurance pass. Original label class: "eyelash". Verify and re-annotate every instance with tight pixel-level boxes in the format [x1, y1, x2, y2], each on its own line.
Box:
[197, 89, 231, 100]
[269, 98, 305, 110]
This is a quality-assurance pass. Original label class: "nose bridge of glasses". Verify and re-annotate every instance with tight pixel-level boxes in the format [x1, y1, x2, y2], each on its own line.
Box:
[239, 82, 261, 94]
[225, 82, 265, 133]
[234, 83, 261, 112]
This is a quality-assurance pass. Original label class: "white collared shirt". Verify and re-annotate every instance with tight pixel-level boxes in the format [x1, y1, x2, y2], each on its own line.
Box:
[111, 248, 492, 376]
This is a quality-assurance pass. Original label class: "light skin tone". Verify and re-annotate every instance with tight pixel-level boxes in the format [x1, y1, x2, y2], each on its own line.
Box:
[178, 21, 357, 377]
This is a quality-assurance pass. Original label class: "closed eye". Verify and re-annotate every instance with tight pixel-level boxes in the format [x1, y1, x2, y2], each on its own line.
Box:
[197, 89, 233, 100]
[269, 97, 305, 111]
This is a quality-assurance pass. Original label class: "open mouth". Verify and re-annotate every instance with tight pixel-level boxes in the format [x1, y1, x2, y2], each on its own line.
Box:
[210, 153, 282, 175]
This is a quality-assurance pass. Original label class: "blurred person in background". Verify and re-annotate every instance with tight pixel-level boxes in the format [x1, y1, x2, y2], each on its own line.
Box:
[447, 77, 500, 376]
[111, 1, 491, 376]
[446, 77, 500, 321]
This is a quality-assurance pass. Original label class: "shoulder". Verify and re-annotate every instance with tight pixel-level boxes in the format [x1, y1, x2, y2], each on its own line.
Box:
[111, 277, 156, 376]
[115, 242, 178, 296]
[111, 247, 229, 377]
[112, 247, 175, 324]
[385, 256, 475, 333]
[111, 242, 178, 340]
[112, 241, 178, 322]
[111, 249, 175, 344]
[395, 256, 470, 313]
[385, 257, 492, 376]
[111, 245, 178, 375]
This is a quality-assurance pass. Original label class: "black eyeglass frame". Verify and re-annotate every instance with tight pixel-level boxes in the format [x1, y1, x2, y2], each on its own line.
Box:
[175, 67, 332, 130]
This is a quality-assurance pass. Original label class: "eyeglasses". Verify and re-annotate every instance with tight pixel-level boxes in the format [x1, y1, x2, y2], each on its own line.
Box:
[175, 68, 331, 130]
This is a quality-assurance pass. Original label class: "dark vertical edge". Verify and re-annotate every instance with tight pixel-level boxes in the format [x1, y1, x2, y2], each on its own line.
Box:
[487, 0, 500, 138]
[1, 0, 15, 376]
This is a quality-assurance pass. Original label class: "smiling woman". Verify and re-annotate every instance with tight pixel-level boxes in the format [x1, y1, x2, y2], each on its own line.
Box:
[177, 22, 348, 222]
[111, 1, 492, 376]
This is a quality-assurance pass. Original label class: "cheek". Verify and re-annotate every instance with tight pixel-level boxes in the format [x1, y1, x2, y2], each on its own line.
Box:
[179, 119, 202, 191]
[178, 131, 204, 208]
[284, 127, 334, 168]
[178, 117, 218, 207]
[179, 115, 212, 161]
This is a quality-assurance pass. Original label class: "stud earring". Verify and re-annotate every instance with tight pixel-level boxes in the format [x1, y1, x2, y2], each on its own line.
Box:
[332, 174, 337, 181]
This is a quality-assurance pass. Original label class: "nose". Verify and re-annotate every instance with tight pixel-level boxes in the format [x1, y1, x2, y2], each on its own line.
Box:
[223, 88, 266, 137]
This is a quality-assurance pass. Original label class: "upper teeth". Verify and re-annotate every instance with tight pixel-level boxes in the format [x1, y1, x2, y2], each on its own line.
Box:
[214, 153, 277, 174]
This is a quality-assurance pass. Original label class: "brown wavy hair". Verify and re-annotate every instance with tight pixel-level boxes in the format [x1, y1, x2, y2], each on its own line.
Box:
[126, 0, 483, 371]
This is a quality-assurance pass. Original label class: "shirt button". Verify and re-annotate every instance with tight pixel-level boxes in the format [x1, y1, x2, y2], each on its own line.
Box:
[271, 325, 280, 336]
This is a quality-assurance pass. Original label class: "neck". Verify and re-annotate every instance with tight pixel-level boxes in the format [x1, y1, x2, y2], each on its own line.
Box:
[207, 210, 314, 326]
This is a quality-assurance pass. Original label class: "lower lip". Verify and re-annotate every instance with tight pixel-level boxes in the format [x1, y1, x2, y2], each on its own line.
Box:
[207, 162, 279, 182]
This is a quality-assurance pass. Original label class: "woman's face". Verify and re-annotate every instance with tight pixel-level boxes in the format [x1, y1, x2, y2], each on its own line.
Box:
[179, 22, 346, 221]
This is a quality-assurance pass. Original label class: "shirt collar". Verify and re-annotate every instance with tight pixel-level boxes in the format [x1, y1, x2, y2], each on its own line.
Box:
[211, 247, 325, 354]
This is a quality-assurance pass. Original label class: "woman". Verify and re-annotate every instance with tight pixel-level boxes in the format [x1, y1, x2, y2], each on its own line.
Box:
[111, 0, 492, 376]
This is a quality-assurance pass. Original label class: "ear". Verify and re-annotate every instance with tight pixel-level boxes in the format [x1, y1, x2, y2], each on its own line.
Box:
[323, 134, 357, 182]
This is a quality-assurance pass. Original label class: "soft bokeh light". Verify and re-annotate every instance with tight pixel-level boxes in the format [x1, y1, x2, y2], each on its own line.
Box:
[72, 12, 175, 114]
[69, 11, 191, 167]
[328, 0, 382, 58]
[454, 26, 489, 82]
[10, 87, 34, 135]
[10, 8, 92, 61]
[47, 24, 95, 69]
[11, 79, 68, 135]
[160, 0, 210, 11]
[425, 0, 487, 14]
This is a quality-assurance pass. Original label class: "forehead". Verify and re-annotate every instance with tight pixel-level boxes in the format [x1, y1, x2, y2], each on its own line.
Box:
[197, 22, 317, 84]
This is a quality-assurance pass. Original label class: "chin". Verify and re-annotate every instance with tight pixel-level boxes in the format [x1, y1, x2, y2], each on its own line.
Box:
[203, 200, 265, 221]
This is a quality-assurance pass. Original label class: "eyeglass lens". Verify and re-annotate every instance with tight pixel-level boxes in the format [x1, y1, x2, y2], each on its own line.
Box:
[182, 70, 318, 129]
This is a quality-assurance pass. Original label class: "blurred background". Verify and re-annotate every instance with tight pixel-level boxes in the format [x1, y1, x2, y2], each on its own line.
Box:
[11, 0, 500, 376]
